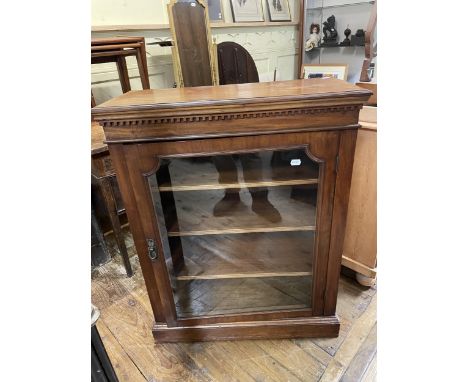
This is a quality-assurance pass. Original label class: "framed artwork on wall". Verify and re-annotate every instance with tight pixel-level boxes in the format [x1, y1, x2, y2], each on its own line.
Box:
[230, 0, 264, 22]
[266, 0, 291, 22]
[301, 64, 349, 81]
[207, 0, 224, 22]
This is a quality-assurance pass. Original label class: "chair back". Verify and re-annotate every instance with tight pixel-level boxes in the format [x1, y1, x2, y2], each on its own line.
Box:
[217, 42, 259, 85]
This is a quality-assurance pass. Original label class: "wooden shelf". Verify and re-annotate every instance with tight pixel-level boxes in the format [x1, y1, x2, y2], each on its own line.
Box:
[91, 21, 298, 33]
[173, 231, 314, 280]
[313, 45, 365, 48]
[169, 225, 315, 237]
[166, 186, 317, 237]
[157, 155, 319, 192]
[211, 21, 299, 28]
[307, 0, 374, 11]
[160, 178, 318, 192]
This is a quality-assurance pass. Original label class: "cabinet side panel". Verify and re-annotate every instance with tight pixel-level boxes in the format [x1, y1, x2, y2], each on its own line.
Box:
[324, 129, 358, 315]
[342, 128, 377, 271]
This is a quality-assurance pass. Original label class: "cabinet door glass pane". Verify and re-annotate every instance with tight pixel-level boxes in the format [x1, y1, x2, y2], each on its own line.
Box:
[148, 149, 320, 318]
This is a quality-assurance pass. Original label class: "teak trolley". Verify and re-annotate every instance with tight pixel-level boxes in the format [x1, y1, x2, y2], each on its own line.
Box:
[92, 79, 371, 342]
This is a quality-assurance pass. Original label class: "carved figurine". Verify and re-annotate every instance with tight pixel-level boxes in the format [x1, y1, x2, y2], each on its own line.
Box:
[305, 23, 320, 51]
[340, 27, 351, 46]
[351, 29, 365, 46]
[322, 15, 338, 46]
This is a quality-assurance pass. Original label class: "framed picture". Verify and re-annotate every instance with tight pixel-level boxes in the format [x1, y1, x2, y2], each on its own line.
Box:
[301, 64, 349, 81]
[230, 0, 264, 22]
[266, 0, 291, 22]
[207, 0, 224, 22]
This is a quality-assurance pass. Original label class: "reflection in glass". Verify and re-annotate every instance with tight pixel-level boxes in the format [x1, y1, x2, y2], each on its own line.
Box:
[148, 148, 320, 318]
[213, 153, 281, 222]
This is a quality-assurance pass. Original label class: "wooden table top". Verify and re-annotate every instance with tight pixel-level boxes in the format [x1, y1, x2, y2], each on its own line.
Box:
[92, 79, 371, 115]
[91, 36, 145, 46]
[359, 106, 377, 131]
[91, 121, 108, 155]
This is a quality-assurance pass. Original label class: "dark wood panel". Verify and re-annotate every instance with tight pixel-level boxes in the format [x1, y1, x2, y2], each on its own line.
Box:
[153, 316, 339, 342]
[172, 2, 213, 87]
[99, 111, 361, 143]
[217, 41, 259, 85]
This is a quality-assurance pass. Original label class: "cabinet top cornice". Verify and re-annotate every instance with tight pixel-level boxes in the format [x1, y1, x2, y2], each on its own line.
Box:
[92, 79, 371, 118]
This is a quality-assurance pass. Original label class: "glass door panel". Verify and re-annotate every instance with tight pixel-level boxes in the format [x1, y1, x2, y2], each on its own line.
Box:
[147, 148, 320, 318]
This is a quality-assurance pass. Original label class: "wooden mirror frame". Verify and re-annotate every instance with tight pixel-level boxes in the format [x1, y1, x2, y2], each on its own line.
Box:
[168, 0, 219, 87]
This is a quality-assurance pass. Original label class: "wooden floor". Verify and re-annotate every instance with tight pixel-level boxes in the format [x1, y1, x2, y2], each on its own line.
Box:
[92, 230, 376, 382]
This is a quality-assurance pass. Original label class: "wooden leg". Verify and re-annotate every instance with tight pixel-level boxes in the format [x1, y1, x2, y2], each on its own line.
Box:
[100, 177, 133, 277]
[356, 272, 376, 287]
[116, 56, 131, 93]
[136, 48, 150, 89]
[91, 206, 111, 266]
[91, 90, 96, 108]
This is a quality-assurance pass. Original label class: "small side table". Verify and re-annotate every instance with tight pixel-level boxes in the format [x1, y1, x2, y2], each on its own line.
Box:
[92, 121, 133, 277]
[91, 37, 150, 93]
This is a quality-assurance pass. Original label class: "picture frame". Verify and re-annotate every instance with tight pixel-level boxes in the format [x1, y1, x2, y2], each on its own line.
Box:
[266, 0, 291, 22]
[207, 0, 224, 22]
[230, 0, 264, 22]
[301, 64, 349, 81]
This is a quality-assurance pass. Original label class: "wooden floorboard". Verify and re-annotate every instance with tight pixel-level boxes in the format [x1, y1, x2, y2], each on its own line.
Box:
[340, 323, 377, 382]
[92, 229, 377, 382]
[96, 320, 147, 382]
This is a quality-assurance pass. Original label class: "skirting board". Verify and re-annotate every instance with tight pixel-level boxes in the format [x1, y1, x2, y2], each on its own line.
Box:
[153, 316, 340, 342]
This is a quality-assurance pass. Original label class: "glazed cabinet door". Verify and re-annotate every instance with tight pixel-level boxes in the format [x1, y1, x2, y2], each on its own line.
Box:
[122, 131, 340, 326]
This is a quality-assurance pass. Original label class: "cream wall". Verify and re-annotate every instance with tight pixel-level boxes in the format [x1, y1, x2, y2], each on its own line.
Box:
[92, 0, 169, 25]
[91, 0, 300, 105]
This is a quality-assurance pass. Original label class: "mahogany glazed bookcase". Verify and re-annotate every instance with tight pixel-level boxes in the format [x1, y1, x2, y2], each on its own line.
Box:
[92, 79, 371, 342]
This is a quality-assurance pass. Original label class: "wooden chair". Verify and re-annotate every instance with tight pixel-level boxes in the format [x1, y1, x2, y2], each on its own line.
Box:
[217, 42, 259, 85]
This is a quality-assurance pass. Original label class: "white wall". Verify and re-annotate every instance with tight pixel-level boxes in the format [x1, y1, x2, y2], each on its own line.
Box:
[91, 0, 300, 105]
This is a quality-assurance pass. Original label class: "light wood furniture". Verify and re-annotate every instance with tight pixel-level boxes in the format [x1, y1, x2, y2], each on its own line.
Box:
[91, 37, 150, 92]
[92, 79, 371, 342]
[167, 0, 218, 87]
[342, 106, 376, 286]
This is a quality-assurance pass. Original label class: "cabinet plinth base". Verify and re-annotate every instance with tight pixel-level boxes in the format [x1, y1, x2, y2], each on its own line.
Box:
[152, 316, 340, 342]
